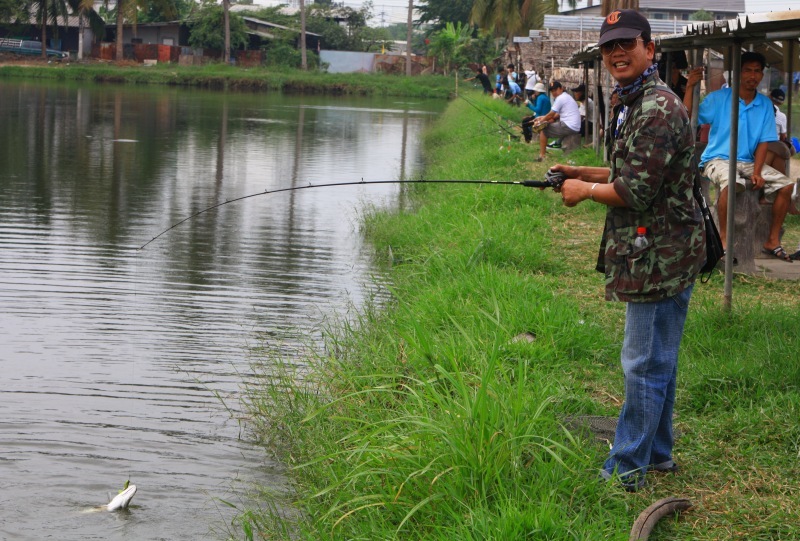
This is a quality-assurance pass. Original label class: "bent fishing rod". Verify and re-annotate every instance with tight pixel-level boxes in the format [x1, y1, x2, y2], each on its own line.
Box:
[139, 172, 567, 250]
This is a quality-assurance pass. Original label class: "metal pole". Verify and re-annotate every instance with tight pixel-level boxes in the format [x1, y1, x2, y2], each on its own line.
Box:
[603, 69, 611, 163]
[690, 49, 701, 140]
[583, 61, 590, 146]
[724, 44, 741, 312]
[405, 0, 413, 76]
[786, 40, 795, 175]
[593, 58, 600, 155]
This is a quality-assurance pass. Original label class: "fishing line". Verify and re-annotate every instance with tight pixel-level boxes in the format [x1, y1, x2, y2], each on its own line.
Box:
[457, 93, 521, 139]
[139, 178, 557, 250]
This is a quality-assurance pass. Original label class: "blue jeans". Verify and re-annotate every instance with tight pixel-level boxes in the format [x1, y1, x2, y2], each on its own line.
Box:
[602, 285, 694, 484]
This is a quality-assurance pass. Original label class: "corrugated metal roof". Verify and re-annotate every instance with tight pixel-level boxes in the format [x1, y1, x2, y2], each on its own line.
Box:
[566, 10, 800, 67]
[540, 15, 691, 35]
[641, 0, 744, 11]
[560, 0, 744, 14]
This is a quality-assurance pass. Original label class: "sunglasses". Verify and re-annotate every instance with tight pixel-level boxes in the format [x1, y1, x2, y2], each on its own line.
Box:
[600, 37, 643, 56]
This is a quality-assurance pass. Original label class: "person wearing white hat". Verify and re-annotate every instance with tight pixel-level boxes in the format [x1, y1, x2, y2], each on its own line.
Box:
[521, 82, 551, 143]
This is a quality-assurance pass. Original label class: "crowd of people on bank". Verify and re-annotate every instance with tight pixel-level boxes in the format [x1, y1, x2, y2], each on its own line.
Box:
[469, 44, 799, 261]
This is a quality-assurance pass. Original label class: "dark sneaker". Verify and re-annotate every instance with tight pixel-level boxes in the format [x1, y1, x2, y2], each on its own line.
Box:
[547, 141, 562, 149]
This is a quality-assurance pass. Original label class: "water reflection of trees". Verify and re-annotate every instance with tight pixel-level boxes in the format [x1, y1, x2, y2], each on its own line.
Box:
[0, 81, 439, 292]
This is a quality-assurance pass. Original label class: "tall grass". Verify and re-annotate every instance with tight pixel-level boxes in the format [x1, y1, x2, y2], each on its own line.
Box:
[241, 92, 800, 540]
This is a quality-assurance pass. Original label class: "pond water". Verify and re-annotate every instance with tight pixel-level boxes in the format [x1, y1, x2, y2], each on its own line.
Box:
[0, 79, 443, 540]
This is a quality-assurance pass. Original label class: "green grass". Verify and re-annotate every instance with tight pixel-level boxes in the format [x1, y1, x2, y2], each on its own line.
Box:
[0, 62, 455, 98]
[239, 91, 800, 540]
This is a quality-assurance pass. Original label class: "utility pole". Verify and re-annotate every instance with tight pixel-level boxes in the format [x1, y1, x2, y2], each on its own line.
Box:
[405, 0, 413, 76]
[300, 0, 307, 70]
[223, 0, 230, 64]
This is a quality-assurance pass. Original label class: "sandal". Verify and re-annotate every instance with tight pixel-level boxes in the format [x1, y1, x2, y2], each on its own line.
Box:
[790, 250, 800, 261]
[762, 245, 794, 262]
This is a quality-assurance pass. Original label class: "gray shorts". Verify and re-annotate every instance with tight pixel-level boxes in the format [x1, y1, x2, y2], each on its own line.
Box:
[703, 158, 793, 202]
[543, 121, 579, 139]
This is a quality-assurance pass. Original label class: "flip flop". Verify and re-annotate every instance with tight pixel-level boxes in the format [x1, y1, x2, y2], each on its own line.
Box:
[762, 245, 794, 263]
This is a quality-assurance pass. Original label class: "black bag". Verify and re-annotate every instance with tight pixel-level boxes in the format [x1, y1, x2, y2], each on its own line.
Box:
[693, 176, 724, 281]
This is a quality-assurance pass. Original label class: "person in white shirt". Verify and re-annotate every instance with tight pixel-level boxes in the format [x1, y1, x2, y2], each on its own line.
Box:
[571, 83, 595, 136]
[532, 80, 581, 161]
[524, 64, 539, 99]
[766, 88, 794, 177]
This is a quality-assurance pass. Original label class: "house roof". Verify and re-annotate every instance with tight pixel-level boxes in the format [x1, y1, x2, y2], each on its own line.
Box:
[241, 16, 320, 38]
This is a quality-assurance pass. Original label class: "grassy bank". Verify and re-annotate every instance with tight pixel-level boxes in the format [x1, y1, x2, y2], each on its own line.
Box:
[0, 61, 454, 98]
[241, 93, 800, 540]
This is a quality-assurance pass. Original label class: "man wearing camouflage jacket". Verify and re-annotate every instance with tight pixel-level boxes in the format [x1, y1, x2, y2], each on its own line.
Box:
[551, 10, 705, 491]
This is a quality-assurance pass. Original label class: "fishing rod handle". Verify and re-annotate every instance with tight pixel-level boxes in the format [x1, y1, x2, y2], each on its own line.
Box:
[522, 169, 567, 189]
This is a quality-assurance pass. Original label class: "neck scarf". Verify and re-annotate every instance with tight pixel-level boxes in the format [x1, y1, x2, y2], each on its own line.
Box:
[614, 63, 659, 97]
[613, 63, 659, 138]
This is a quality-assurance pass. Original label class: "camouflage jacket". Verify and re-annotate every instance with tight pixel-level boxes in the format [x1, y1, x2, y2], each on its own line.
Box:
[600, 72, 705, 303]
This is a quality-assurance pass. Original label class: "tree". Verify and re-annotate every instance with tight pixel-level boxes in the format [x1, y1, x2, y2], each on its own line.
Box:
[0, 0, 26, 21]
[689, 9, 714, 21]
[299, 0, 307, 70]
[223, 0, 230, 62]
[305, 2, 376, 51]
[109, 0, 181, 61]
[188, 3, 248, 53]
[470, 0, 559, 39]
[600, 0, 638, 16]
[29, 0, 70, 58]
[67, 0, 105, 60]
[427, 21, 471, 75]
[416, 0, 473, 30]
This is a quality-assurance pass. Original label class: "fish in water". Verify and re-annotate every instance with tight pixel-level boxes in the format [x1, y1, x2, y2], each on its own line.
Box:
[107, 484, 137, 511]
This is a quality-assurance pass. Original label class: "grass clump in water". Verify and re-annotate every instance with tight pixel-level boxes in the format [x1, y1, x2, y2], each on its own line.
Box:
[240, 92, 800, 540]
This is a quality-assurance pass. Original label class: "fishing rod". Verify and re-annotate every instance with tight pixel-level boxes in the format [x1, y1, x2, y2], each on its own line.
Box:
[138, 173, 566, 250]
[458, 93, 520, 139]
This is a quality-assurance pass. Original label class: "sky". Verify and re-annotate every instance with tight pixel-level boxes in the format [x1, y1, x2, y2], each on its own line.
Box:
[250, 0, 414, 26]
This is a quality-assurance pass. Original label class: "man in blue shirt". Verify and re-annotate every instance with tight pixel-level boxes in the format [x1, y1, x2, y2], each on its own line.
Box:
[684, 52, 795, 262]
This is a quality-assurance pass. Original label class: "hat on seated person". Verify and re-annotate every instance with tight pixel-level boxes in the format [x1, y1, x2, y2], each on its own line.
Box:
[770, 88, 785, 103]
[598, 9, 651, 46]
[571, 83, 586, 93]
[532, 82, 547, 93]
[550, 80, 563, 90]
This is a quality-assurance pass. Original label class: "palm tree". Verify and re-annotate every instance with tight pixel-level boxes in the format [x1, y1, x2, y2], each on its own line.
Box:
[223, 0, 230, 63]
[601, 0, 639, 16]
[299, 0, 307, 71]
[111, 0, 180, 62]
[470, 0, 560, 39]
[428, 22, 472, 75]
[68, 0, 104, 60]
[29, 0, 70, 58]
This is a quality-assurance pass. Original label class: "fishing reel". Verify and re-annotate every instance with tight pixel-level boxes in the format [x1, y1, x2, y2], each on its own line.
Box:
[544, 169, 567, 188]
[521, 169, 566, 189]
